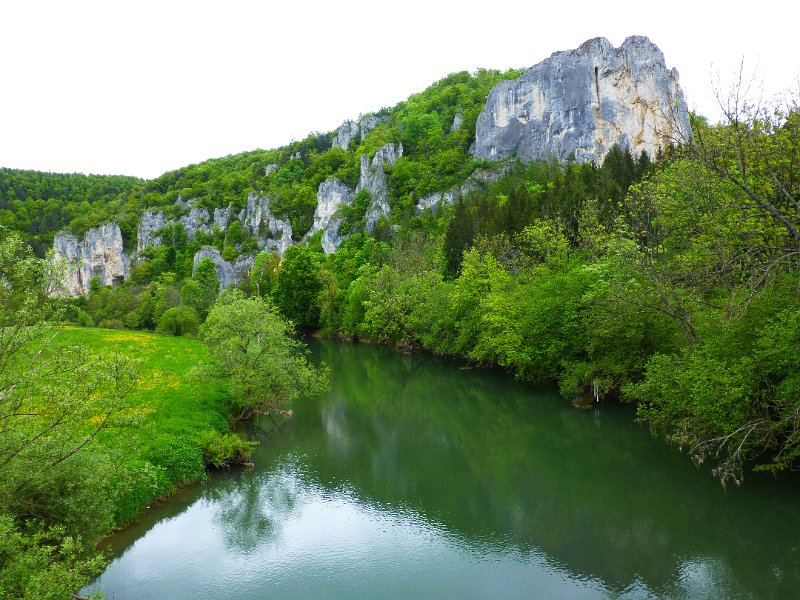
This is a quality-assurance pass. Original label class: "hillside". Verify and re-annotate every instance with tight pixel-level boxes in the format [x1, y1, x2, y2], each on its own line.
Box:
[2, 35, 799, 487]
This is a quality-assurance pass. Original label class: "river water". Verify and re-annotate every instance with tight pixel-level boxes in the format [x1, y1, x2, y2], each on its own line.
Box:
[91, 340, 800, 599]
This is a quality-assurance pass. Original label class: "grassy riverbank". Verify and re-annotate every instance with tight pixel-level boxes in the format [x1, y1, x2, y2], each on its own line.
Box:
[0, 320, 237, 598]
[54, 326, 231, 525]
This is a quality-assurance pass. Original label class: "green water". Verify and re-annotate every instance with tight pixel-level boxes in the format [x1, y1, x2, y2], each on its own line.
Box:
[91, 340, 800, 599]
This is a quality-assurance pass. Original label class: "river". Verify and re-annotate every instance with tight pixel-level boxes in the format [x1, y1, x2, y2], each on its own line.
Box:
[90, 340, 800, 599]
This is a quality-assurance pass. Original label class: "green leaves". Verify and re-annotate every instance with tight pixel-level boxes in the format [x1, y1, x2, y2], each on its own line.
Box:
[200, 291, 327, 423]
[198, 430, 258, 469]
[273, 244, 322, 329]
[0, 513, 106, 600]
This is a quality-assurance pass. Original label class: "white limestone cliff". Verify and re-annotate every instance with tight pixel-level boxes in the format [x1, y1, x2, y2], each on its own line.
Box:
[52, 223, 129, 296]
[473, 36, 691, 164]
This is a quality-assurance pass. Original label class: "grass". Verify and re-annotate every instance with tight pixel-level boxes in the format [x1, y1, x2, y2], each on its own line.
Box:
[53, 327, 231, 524]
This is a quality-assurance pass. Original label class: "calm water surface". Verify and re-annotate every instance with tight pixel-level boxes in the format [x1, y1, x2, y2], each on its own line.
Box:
[91, 340, 800, 599]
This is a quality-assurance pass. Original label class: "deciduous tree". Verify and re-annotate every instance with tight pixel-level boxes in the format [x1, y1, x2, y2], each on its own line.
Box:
[200, 291, 327, 424]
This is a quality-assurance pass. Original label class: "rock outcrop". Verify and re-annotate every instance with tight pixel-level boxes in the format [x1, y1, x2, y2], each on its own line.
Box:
[331, 115, 383, 150]
[192, 246, 254, 291]
[305, 178, 354, 254]
[137, 194, 293, 258]
[473, 36, 690, 165]
[179, 205, 213, 240]
[356, 143, 403, 232]
[212, 206, 234, 232]
[137, 210, 167, 254]
[301, 143, 403, 253]
[239, 193, 293, 254]
[53, 223, 129, 296]
[415, 165, 512, 213]
[138, 197, 232, 255]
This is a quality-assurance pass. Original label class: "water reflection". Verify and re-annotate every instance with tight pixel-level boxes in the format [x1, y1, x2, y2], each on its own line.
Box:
[93, 340, 800, 599]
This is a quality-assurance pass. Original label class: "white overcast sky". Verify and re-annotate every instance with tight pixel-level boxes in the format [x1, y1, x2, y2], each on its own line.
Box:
[2, 0, 798, 179]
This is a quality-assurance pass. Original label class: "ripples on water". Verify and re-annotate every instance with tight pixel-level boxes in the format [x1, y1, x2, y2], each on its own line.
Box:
[91, 340, 800, 599]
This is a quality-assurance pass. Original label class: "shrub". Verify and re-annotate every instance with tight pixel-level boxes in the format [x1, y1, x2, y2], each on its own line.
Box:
[198, 430, 258, 468]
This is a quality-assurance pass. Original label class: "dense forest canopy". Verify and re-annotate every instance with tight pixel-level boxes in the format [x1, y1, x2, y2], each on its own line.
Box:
[0, 169, 142, 254]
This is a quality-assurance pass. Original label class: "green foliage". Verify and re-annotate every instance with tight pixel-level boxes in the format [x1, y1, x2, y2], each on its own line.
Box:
[200, 291, 328, 422]
[224, 218, 244, 249]
[338, 189, 372, 235]
[0, 168, 141, 254]
[382, 69, 522, 198]
[198, 430, 258, 469]
[143, 438, 205, 485]
[443, 151, 650, 277]
[140, 149, 279, 212]
[0, 513, 105, 600]
[182, 257, 219, 319]
[110, 460, 169, 525]
[273, 244, 322, 328]
[155, 305, 200, 337]
[250, 251, 281, 298]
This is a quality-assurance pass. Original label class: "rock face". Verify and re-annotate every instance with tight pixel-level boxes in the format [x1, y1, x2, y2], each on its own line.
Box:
[137, 197, 229, 255]
[473, 36, 690, 164]
[192, 246, 255, 291]
[331, 115, 383, 150]
[300, 142, 403, 253]
[137, 210, 167, 254]
[357, 143, 403, 232]
[240, 193, 294, 254]
[305, 178, 354, 254]
[180, 205, 213, 239]
[137, 194, 293, 258]
[53, 223, 129, 296]
[416, 165, 512, 213]
[213, 206, 234, 231]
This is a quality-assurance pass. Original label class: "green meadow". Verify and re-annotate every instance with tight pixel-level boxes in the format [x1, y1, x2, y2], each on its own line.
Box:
[54, 326, 230, 525]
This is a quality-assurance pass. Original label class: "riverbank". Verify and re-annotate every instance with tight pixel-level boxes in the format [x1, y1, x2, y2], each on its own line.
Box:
[50, 327, 232, 529]
[0, 323, 239, 599]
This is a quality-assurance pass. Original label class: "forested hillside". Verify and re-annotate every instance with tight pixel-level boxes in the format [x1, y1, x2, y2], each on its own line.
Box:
[3, 68, 800, 484]
[0, 169, 142, 253]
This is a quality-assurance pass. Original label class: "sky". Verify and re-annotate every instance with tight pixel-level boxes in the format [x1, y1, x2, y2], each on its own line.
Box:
[2, 0, 798, 180]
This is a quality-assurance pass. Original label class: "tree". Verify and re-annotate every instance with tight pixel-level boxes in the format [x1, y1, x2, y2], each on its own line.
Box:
[273, 244, 322, 328]
[224, 219, 244, 249]
[187, 257, 219, 318]
[156, 305, 200, 337]
[687, 81, 800, 273]
[250, 251, 281, 298]
[199, 291, 327, 424]
[0, 229, 139, 593]
[615, 84, 800, 483]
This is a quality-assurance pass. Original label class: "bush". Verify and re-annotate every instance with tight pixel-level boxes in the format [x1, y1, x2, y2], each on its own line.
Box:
[155, 306, 200, 337]
[97, 318, 124, 329]
[110, 461, 170, 525]
[198, 430, 258, 469]
[0, 513, 106, 600]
